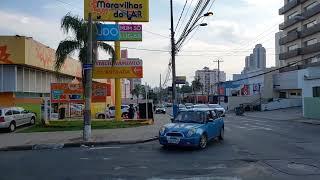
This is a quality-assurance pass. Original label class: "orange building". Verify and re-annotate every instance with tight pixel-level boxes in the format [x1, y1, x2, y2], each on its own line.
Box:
[0, 35, 113, 117]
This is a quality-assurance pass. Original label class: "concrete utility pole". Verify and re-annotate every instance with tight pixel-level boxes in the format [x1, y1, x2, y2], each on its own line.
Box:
[170, 0, 177, 116]
[213, 59, 223, 105]
[83, 13, 93, 141]
[160, 74, 162, 105]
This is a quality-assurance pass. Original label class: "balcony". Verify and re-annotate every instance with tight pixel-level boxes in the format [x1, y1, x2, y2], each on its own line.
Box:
[301, 23, 320, 38]
[302, 3, 320, 19]
[279, 31, 300, 45]
[279, 0, 300, 15]
[279, 49, 301, 60]
[301, 42, 320, 55]
[279, 15, 302, 30]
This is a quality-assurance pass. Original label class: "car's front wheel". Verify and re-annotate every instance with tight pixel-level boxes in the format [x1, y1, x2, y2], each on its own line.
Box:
[30, 117, 36, 125]
[198, 134, 208, 149]
[219, 127, 224, 141]
[98, 114, 105, 119]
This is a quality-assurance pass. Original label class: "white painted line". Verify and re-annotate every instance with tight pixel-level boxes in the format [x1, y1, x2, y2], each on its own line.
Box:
[89, 146, 122, 150]
[80, 157, 89, 160]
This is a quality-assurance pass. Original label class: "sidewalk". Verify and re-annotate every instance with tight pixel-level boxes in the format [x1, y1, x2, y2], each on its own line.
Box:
[244, 107, 320, 125]
[0, 114, 170, 150]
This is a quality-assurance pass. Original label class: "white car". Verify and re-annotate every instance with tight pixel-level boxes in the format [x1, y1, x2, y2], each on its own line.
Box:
[0, 107, 36, 132]
[96, 105, 129, 119]
[208, 104, 226, 117]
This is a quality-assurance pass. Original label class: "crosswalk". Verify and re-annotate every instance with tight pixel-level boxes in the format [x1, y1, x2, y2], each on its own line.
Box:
[224, 115, 278, 132]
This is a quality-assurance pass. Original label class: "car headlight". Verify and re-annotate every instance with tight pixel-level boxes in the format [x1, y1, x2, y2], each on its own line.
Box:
[187, 128, 196, 137]
[159, 127, 166, 135]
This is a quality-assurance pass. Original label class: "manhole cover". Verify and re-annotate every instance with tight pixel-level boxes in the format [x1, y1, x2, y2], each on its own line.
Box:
[287, 162, 319, 173]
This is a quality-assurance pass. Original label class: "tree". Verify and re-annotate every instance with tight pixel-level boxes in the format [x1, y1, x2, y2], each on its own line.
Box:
[131, 84, 143, 104]
[192, 77, 203, 103]
[54, 13, 115, 141]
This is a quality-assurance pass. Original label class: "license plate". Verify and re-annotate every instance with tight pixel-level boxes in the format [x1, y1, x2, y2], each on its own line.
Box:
[167, 137, 180, 144]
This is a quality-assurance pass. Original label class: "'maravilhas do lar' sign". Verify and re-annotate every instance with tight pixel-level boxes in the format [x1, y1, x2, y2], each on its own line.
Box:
[84, 0, 149, 22]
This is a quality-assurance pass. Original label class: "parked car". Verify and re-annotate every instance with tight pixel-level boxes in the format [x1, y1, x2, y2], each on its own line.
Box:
[185, 103, 194, 109]
[0, 107, 36, 132]
[155, 106, 166, 114]
[193, 104, 209, 109]
[159, 108, 224, 149]
[96, 105, 129, 119]
[178, 104, 187, 111]
[165, 103, 173, 107]
[208, 104, 226, 117]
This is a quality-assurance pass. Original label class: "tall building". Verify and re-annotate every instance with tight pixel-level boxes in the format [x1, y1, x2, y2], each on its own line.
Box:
[275, 31, 285, 67]
[278, 0, 320, 66]
[242, 44, 266, 73]
[195, 67, 226, 94]
[253, 44, 266, 69]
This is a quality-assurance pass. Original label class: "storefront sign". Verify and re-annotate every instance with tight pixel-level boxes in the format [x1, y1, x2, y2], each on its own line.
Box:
[84, 0, 149, 22]
[97, 24, 142, 41]
[175, 76, 186, 84]
[93, 60, 143, 79]
[51, 83, 110, 103]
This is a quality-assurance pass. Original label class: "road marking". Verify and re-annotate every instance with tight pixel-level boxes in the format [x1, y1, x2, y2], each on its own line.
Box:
[103, 157, 111, 160]
[89, 146, 121, 150]
[80, 157, 89, 160]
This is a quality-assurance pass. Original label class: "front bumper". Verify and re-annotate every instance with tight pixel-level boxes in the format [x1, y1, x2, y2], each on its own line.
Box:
[159, 136, 200, 147]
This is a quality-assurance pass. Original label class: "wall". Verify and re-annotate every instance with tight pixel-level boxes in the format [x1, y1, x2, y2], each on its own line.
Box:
[228, 95, 259, 111]
[304, 97, 320, 119]
[262, 98, 302, 111]
[0, 92, 14, 106]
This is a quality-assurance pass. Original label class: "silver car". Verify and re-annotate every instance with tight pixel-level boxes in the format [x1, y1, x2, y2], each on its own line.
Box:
[0, 107, 36, 132]
[208, 104, 226, 117]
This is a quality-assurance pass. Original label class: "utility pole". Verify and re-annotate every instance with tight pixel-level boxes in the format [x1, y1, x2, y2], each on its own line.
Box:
[170, 0, 177, 117]
[160, 74, 162, 105]
[83, 13, 93, 141]
[213, 59, 223, 105]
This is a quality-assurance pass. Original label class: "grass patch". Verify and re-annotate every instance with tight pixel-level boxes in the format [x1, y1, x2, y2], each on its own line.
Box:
[19, 120, 146, 133]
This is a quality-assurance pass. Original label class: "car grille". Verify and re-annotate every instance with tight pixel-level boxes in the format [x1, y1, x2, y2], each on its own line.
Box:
[166, 132, 184, 137]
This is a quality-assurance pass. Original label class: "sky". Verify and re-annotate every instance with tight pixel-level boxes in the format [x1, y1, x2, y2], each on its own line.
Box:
[0, 0, 284, 87]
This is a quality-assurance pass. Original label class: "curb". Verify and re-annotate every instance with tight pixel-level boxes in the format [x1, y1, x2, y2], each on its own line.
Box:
[0, 136, 159, 152]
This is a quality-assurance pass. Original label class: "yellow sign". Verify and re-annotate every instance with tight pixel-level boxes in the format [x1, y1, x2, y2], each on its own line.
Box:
[93, 60, 143, 79]
[84, 0, 149, 22]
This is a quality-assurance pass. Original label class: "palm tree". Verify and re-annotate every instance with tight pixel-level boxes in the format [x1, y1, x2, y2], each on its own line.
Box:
[54, 13, 115, 141]
[192, 77, 203, 103]
[131, 84, 143, 104]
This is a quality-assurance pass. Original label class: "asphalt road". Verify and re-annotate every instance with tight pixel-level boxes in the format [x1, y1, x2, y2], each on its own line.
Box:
[1, 113, 320, 180]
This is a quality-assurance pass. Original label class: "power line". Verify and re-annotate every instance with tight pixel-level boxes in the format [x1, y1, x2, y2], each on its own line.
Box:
[175, 0, 188, 31]
[176, 0, 195, 35]
[144, 30, 170, 39]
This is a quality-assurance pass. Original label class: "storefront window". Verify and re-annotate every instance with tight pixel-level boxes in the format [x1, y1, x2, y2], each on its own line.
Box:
[313, 87, 320, 97]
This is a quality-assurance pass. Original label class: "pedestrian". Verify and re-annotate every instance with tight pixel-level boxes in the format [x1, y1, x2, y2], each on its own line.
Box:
[128, 104, 135, 119]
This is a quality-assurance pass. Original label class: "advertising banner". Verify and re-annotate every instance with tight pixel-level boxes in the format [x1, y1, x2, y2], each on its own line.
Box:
[93, 60, 143, 79]
[175, 76, 186, 84]
[97, 24, 142, 41]
[84, 0, 149, 22]
[51, 83, 110, 103]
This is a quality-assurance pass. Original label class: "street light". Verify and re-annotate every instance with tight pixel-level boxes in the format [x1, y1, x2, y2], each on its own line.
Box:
[176, 23, 208, 45]
[204, 12, 214, 17]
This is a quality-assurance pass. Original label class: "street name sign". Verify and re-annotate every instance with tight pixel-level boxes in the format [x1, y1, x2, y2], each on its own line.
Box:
[84, 0, 149, 22]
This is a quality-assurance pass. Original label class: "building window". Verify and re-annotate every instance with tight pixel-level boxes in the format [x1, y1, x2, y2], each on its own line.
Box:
[305, 38, 318, 46]
[287, 28, 298, 35]
[290, 92, 297, 96]
[305, 1, 319, 11]
[288, 11, 299, 20]
[313, 87, 320, 97]
[279, 92, 287, 98]
[288, 44, 298, 51]
[305, 20, 317, 29]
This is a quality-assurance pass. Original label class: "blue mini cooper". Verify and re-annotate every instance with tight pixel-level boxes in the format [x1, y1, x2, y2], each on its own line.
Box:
[159, 108, 224, 149]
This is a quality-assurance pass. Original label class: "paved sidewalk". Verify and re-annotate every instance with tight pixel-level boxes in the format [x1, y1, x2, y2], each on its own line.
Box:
[244, 107, 320, 125]
[0, 114, 169, 149]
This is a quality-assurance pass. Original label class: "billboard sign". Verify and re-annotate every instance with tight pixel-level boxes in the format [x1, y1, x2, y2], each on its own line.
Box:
[84, 0, 149, 22]
[175, 76, 187, 84]
[51, 83, 110, 103]
[93, 60, 143, 79]
[97, 24, 142, 41]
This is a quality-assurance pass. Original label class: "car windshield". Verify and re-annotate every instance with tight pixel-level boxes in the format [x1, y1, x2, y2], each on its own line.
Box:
[209, 104, 222, 108]
[174, 111, 205, 124]
[193, 104, 208, 109]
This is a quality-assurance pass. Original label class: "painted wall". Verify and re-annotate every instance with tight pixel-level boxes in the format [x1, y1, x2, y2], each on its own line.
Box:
[228, 95, 259, 111]
[262, 98, 302, 111]
[304, 98, 320, 119]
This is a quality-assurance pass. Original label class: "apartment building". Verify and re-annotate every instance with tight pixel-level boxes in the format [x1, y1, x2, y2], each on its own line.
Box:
[195, 67, 226, 94]
[279, 0, 320, 65]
